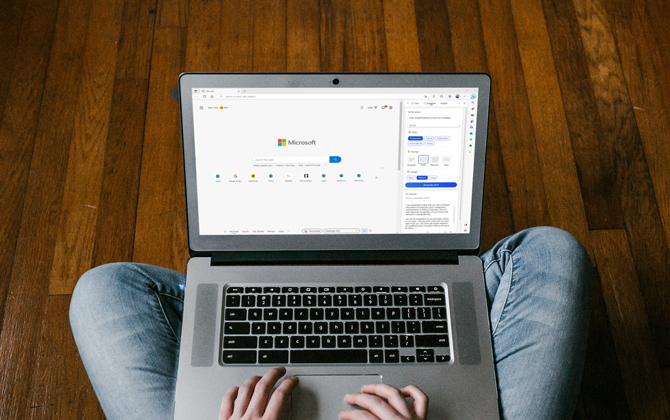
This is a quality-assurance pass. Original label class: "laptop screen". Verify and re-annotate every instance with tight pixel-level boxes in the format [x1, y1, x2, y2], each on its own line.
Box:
[190, 88, 480, 237]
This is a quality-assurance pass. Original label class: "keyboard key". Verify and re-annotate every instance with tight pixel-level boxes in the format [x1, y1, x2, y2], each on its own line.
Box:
[283, 322, 297, 335]
[408, 321, 421, 333]
[318, 286, 335, 293]
[410, 294, 423, 306]
[402, 308, 416, 320]
[291, 336, 305, 348]
[279, 309, 293, 320]
[268, 322, 281, 334]
[353, 336, 367, 347]
[338, 335, 352, 348]
[272, 295, 286, 307]
[314, 322, 328, 334]
[422, 321, 448, 333]
[334, 295, 347, 306]
[436, 354, 450, 362]
[251, 322, 266, 334]
[295, 309, 309, 320]
[303, 295, 317, 307]
[319, 295, 332, 306]
[348, 295, 362, 306]
[416, 349, 434, 363]
[225, 309, 247, 321]
[322, 336, 336, 348]
[245, 287, 262, 293]
[355, 286, 372, 293]
[400, 335, 414, 347]
[224, 322, 250, 335]
[259, 336, 273, 348]
[264, 309, 278, 320]
[369, 335, 383, 348]
[298, 322, 312, 335]
[361, 322, 374, 334]
[392, 286, 408, 293]
[310, 308, 324, 320]
[259, 350, 288, 364]
[345, 322, 359, 334]
[242, 295, 255, 307]
[356, 308, 370, 320]
[416, 334, 449, 347]
[369, 349, 384, 363]
[337, 286, 354, 293]
[424, 294, 446, 306]
[249, 309, 262, 320]
[275, 336, 289, 348]
[394, 294, 408, 306]
[373, 286, 390, 293]
[223, 351, 256, 364]
[387, 308, 401, 319]
[306, 336, 320, 348]
[300, 287, 317, 293]
[410, 286, 426, 292]
[226, 295, 241, 307]
[227, 287, 244, 294]
[288, 295, 301, 307]
[329, 322, 344, 334]
[371, 308, 385, 320]
[364, 294, 378, 306]
[264, 286, 281, 293]
[282, 286, 299, 293]
[341, 308, 355, 320]
[223, 336, 257, 349]
[432, 307, 446, 319]
[291, 350, 367, 364]
[384, 335, 399, 348]
[385, 350, 400, 363]
[376, 321, 390, 334]
[428, 286, 445, 292]
[325, 308, 339, 320]
[391, 321, 406, 334]
[401, 355, 415, 363]
[379, 294, 393, 306]
[257, 295, 271, 307]
[418, 308, 431, 319]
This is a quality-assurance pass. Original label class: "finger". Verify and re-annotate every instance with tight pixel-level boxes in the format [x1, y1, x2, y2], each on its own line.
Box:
[232, 375, 262, 416]
[219, 386, 238, 420]
[361, 384, 412, 417]
[343, 393, 400, 420]
[247, 367, 287, 415]
[400, 386, 429, 420]
[264, 376, 300, 419]
[339, 408, 380, 420]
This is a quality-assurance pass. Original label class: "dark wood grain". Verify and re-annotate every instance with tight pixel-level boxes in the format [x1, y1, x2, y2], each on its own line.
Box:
[0, 0, 26, 121]
[287, 0, 321, 72]
[185, 0, 221, 72]
[349, 0, 388, 72]
[319, 0, 352, 72]
[252, 0, 287, 72]
[219, 0, 253, 71]
[414, 0, 455, 72]
[382, 0, 421, 72]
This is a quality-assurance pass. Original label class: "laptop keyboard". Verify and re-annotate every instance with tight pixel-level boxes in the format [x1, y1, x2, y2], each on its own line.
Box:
[221, 285, 451, 365]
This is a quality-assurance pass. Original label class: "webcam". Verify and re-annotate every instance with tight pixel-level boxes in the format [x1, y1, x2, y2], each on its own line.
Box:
[331, 78, 340, 85]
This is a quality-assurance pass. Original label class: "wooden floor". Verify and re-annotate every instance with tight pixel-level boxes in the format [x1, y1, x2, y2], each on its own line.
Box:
[1, 0, 669, 418]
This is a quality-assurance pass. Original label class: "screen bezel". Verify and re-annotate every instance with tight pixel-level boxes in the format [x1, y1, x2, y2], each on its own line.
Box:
[179, 73, 490, 256]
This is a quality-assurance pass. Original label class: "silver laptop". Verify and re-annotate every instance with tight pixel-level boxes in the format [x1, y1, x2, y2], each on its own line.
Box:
[174, 73, 499, 419]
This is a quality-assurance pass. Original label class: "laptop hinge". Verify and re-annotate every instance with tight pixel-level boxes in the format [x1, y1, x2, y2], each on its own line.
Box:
[210, 250, 459, 266]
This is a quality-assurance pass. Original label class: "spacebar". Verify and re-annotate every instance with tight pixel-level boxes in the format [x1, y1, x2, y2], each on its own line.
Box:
[291, 350, 368, 364]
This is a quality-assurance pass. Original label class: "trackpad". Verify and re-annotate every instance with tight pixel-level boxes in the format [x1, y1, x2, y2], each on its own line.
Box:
[291, 375, 382, 420]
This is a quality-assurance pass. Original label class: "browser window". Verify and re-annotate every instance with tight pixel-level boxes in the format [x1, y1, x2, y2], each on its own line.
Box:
[191, 88, 478, 235]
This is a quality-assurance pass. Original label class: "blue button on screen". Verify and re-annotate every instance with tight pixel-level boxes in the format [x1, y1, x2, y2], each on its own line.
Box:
[329, 156, 342, 163]
[408, 136, 423, 141]
[405, 182, 457, 188]
[417, 175, 428, 180]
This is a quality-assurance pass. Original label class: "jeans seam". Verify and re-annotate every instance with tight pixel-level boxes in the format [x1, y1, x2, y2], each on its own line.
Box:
[489, 249, 513, 336]
[153, 290, 180, 344]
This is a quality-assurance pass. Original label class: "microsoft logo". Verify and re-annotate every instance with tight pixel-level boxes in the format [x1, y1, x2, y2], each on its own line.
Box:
[278, 138, 287, 147]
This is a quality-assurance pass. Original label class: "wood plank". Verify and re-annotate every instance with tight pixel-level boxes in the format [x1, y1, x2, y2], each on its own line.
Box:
[381, 0, 421, 72]
[115, 0, 158, 79]
[0, 0, 92, 415]
[349, 0, 388, 72]
[184, 0, 221, 71]
[219, 0, 253, 71]
[541, 0, 624, 230]
[0, 0, 59, 328]
[509, 0, 591, 253]
[132, 27, 188, 271]
[252, 0, 287, 72]
[592, 229, 669, 420]
[155, 0, 186, 29]
[287, 0, 321, 72]
[477, 0, 550, 231]
[27, 296, 105, 419]
[577, 269, 631, 420]
[49, 0, 125, 295]
[444, 0, 514, 250]
[319, 0, 353, 72]
[0, 0, 26, 120]
[414, 0, 455, 71]
[580, 0, 670, 367]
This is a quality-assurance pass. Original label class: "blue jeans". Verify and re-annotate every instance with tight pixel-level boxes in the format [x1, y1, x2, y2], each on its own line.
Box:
[70, 227, 593, 420]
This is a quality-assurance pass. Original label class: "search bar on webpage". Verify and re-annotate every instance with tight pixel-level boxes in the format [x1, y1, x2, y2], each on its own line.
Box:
[253, 156, 342, 164]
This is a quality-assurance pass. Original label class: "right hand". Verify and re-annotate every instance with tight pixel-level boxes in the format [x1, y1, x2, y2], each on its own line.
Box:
[339, 383, 429, 420]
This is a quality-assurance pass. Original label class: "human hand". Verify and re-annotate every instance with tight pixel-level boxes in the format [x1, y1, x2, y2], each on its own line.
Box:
[219, 367, 299, 420]
[339, 384, 428, 420]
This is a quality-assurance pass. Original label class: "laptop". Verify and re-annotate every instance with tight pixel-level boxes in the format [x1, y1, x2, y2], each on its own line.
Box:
[174, 73, 499, 419]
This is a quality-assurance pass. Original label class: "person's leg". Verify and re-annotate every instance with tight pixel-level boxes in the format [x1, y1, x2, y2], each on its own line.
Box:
[480, 227, 593, 420]
[69, 263, 185, 420]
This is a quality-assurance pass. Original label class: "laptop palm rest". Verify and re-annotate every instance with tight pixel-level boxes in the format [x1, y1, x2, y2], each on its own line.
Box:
[291, 374, 382, 420]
